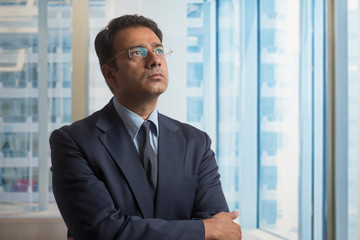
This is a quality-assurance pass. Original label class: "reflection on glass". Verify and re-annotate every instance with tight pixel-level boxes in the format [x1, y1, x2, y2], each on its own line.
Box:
[186, 2, 209, 130]
[0, 1, 72, 210]
[258, 0, 300, 239]
[186, 0, 244, 213]
[88, 1, 112, 114]
[348, 0, 358, 239]
[217, 0, 242, 211]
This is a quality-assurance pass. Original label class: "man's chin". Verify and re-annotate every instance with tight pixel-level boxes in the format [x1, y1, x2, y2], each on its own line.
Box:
[149, 83, 168, 95]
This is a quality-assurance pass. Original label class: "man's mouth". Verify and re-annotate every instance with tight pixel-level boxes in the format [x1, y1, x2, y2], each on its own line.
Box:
[147, 73, 163, 79]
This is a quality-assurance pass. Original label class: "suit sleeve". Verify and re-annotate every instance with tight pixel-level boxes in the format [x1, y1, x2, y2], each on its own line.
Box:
[50, 128, 204, 240]
[191, 131, 229, 219]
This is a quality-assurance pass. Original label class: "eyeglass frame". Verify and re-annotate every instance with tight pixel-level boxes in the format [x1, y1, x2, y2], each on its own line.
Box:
[105, 45, 173, 65]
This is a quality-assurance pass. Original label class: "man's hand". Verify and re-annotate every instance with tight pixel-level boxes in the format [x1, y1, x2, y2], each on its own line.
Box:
[203, 211, 242, 240]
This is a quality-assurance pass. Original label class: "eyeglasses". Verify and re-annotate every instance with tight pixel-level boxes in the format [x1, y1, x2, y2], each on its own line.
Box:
[106, 46, 173, 64]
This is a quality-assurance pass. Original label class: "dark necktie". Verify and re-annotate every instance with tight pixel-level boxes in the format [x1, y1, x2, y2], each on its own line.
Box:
[139, 121, 158, 200]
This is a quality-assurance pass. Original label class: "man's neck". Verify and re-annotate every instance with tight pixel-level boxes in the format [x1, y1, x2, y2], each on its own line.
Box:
[114, 95, 158, 120]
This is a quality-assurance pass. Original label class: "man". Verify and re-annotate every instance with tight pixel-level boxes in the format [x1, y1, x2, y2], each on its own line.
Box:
[50, 14, 242, 240]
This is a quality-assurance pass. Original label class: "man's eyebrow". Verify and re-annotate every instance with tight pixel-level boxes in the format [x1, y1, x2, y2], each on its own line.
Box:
[128, 43, 163, 49]
[128, 44, 146, 49]
[152, 43, 163, 47]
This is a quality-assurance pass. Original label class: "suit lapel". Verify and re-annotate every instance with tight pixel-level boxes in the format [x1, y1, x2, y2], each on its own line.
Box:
[95, 100, 155, 218]
[155, 114, 186, 217]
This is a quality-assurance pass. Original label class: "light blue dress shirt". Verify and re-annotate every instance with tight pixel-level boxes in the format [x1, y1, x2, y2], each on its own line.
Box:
[112, 97, 158, 155]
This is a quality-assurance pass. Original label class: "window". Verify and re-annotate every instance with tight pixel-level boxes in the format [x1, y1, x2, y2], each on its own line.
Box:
[217, 0, 243, 213]
[186, 0, 216, 131]
[188, 0, 305, 238]
[88, 0, 111, 114]
[258, 1, 300, 238]
[0, 0, 72, 211]
[348, 0, 358, 239]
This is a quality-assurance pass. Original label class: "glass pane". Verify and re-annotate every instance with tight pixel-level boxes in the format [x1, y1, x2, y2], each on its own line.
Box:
[217, 0, 242, 211]
[258, 0, 300, 239]
[186, 1, 215, 131]
[0, 1, 72, 212]
[348, 0, 358, 239]
[88, 0, 111, 114]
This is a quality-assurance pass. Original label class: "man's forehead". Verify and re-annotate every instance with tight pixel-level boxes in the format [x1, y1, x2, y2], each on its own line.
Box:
[113, 26, 161, 48]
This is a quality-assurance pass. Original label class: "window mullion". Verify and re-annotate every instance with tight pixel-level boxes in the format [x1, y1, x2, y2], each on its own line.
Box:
[38, 0, 49, 211]
[72, 0, 89, 122]
[325, 0, 349, 239]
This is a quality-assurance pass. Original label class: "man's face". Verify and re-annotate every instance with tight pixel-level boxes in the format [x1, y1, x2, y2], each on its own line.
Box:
[106, 26, 169, 106]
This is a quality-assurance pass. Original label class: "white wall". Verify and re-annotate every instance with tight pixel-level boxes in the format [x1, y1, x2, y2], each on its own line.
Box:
[106, 0, 188, 122]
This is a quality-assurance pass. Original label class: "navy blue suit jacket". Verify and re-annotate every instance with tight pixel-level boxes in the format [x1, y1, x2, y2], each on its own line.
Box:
[50, 99, 228, 240]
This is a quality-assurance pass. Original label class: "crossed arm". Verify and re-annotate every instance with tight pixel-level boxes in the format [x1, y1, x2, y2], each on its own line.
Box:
[50, 127, 241, 240]
[67, 212, 241, 240]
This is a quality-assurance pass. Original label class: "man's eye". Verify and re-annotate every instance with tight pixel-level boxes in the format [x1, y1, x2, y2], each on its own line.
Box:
[132, 50, 141, 56]
[155, 48, 164, 54]
[130, 48, 146, 57]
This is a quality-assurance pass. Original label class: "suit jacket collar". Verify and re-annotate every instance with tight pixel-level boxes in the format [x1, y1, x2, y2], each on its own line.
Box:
[155, 114, 186, 218]
[95, 100, 155, 218]
[94, 100, 186, 219]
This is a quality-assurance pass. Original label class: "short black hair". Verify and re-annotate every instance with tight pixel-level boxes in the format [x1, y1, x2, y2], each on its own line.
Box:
[94, 14, 163, 69]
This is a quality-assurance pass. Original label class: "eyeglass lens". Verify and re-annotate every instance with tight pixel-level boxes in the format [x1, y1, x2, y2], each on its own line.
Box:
[129, 47, 166, 59]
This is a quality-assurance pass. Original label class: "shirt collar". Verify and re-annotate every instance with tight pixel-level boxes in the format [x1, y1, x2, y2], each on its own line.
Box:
[112, 97, 158, 140]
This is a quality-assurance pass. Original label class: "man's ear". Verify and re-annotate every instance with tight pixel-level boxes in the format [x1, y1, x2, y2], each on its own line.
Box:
[101, 65, 117, 89]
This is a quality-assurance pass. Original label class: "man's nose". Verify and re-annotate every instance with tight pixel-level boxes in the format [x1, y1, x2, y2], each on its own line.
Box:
[145, 50, 162, 68]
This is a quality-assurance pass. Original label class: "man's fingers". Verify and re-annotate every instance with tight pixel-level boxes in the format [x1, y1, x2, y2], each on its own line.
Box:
[229, 210, 239, 219]
[213, 211, 239, 220]
[205, 211, 242, 240]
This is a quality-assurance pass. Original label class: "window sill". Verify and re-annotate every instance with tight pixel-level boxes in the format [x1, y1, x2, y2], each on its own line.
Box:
[0, 203, 61, 218]
[244, 229, 286, 240]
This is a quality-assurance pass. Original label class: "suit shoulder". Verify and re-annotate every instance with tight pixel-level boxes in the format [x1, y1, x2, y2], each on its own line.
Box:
[159, 114, 208, 138]
[51, 109, 101, 139]
[54, 99, 115, 133]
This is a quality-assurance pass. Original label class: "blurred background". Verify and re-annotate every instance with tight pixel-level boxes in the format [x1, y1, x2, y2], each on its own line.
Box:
[0, 0, 358, 239]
